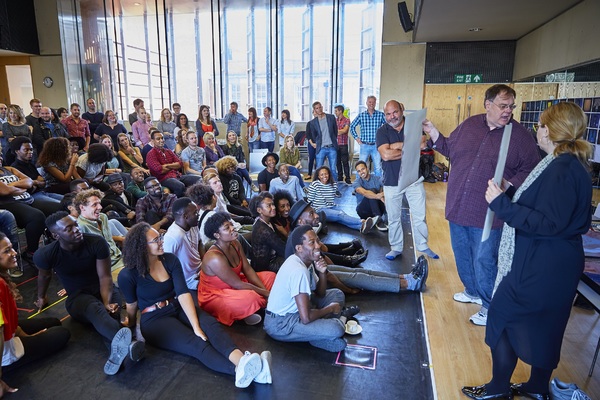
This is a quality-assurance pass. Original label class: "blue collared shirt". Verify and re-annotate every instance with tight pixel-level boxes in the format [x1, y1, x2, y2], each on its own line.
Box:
[223, 112, 248, 135]
[350, 110, 386, 143]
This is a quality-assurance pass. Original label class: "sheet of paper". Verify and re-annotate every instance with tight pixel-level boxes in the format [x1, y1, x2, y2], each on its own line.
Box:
[398, 108, 427, 192]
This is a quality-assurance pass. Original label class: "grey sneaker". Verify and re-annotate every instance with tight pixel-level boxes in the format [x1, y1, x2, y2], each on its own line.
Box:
[360, 217, 375, 234]
[104, 327, 132, 375]
[235, 351, 261, 388]
[551, 378, 592, 400]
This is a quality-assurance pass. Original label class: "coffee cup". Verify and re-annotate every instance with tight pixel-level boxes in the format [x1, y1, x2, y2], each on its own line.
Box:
[347, 320, 359, 333]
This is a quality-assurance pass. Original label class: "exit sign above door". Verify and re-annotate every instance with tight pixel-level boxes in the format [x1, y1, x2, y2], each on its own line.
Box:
[454, 74, 483, 84]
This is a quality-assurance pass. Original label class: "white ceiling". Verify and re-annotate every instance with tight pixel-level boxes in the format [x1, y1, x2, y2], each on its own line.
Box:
[413, 0, 582, 42]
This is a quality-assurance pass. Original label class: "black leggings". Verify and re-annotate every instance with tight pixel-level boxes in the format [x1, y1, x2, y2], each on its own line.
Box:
[488, 330, 552, 394]
[141, 304, 236, 376]
[4, 318, 70, 373]
[66, 291, 122, 342]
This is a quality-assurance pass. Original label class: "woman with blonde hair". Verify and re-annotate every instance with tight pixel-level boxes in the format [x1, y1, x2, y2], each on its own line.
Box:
[204, 132, 224, 166]
[462, 102, 594, 400]
[157, 108, 177, 150]
[2, 105, 32, 163]
[278, 134, 306, 188]
[195, 105, 220, 148]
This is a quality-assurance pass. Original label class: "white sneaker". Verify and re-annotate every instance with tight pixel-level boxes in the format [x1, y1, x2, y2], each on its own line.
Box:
[469, 311, 487, 326]
[253, 351, 273, 384]
[453, 291, 483, 305]
[235, 351, 262, 388]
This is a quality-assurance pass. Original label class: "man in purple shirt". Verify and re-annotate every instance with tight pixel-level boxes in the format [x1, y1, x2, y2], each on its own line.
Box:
[423, 84, 539, 326]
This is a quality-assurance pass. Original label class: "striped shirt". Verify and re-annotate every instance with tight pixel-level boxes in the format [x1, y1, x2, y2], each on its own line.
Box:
[306, 180, 337, 211]
[350, 110, 386, 144]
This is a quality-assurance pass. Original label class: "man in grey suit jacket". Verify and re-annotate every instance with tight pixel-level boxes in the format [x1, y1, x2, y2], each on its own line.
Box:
[306, 101, 339, 181]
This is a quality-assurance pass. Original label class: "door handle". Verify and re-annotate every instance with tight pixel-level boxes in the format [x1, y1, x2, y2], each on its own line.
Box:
[467, 103, 471, 118]
[456, 104, 461, 126]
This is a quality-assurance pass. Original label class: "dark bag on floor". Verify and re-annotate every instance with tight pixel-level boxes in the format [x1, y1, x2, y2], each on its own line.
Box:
[420, 148, 436, 183]
[431, 162, 449, 182]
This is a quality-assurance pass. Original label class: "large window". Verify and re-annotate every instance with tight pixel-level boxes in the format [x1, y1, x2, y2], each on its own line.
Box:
[59, 0, 383, 123]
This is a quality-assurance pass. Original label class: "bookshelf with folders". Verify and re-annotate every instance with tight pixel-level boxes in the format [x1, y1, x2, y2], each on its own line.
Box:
[520, 97, 600, 162]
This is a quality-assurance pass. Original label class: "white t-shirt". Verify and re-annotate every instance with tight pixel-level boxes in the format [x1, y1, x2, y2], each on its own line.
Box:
[163, 223, 202, 289]
[266, 254, 317, 316]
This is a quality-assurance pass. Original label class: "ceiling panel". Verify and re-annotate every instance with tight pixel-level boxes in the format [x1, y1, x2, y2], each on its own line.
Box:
[413, 0, 582, 42]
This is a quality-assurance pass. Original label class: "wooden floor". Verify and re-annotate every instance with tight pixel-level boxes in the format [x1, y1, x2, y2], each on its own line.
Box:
[422, 182, 600, 399]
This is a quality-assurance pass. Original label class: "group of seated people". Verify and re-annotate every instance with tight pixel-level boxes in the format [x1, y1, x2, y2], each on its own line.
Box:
[0, 99, 427, 392]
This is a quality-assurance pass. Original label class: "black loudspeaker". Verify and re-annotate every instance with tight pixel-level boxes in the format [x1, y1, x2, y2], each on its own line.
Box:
[397, 2, 414, 33]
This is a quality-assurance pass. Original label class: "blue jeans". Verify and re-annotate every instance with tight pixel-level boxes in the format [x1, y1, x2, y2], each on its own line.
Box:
[288, 166, 305, 188]
[316, 146, 338, 181]
[320, 206, 362, 231]
[32, 191, 63, 203]
[260, 140, 274, 153]
[264, 288, 345, 352]
[449, 222, 501, 309]
[359, 143, 381, 176]
[0, 210, 18, 250]
[248, 141, 260, 152]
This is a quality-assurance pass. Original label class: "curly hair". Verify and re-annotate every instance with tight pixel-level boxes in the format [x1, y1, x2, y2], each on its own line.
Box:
[185, 183, 215, 207]
[313, 165, 333, 185]
[203, 211, 231, 240]
[248, 191, 273, 218]
[273, 189, 294, 213]
[37, 137, 71, 167]
[87, 143, 113, 164]
[73, 188, 104, 214]
[215, 156, 238, 174]
[122, 222, 152, 277]
[0, 233, 22, 302]
[45, 211, 70, 232]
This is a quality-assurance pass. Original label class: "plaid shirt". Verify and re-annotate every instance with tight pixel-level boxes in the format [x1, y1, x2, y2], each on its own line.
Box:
[135, 192, 176, 224]
[350, 110, 386, 144]
[61, 117, 90, 138]
[336, 116, 350, 146]
[146, 147, 183, 182]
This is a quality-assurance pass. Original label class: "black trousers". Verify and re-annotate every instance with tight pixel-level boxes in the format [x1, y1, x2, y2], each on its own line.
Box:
[336, 145, 350, 181]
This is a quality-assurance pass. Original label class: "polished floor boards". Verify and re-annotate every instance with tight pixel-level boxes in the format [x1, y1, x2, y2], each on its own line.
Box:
[423, 182, 600, 399]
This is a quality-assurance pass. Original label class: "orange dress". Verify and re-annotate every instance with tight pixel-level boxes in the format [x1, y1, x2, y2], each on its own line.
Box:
[198, 243, 276, 326]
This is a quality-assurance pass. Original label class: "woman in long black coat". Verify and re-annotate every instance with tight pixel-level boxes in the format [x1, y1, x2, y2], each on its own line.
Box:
[462, 102, 593, 400]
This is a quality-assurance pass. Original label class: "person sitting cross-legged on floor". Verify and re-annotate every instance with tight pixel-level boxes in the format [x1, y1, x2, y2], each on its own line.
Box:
[264, 225, 360, 352]
[289, 199, 428, 295]
[34, 212, 144, 376]
[199, 212, 275, 326]
[118, 222, 273, 388]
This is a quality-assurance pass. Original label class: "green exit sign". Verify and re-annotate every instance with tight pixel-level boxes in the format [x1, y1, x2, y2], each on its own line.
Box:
[454, 74, 483, 84]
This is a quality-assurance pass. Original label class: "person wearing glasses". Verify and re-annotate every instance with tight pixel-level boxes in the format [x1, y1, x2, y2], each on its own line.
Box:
[422, 84, 540, 327]
[118, 222, 273, 388]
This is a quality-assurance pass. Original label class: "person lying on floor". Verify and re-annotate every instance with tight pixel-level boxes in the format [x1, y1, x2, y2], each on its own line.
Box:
[272, 190, 367, 267]
[199, 212, 275, 326]
[289, 199, 428, 295]
[34, 212, 144, 376]
[264, 225, 359, 352]
[0, 232, 70, 395]
[118, 222, 272, 388]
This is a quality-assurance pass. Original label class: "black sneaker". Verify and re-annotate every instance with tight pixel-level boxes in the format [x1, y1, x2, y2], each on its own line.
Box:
[341, 305, 360, 318]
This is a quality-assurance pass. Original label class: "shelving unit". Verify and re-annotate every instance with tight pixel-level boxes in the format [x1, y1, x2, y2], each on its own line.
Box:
[520, 97, 600, 162]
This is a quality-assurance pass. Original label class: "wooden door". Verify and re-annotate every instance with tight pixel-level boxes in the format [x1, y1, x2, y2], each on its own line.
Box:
[464, 84, 489, 119]
[423, 84, 467, 137]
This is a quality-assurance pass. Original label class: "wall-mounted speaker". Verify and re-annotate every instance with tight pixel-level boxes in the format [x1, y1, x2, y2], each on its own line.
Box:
[397, 2, 414, 33]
